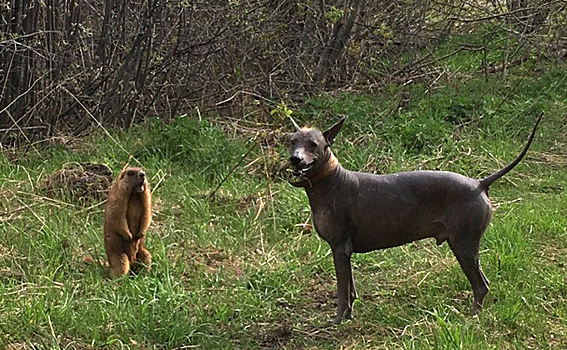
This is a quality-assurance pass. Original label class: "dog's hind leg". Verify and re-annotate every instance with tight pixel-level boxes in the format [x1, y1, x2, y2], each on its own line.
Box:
[446, 200, 492, 313]
[449, 234, 489, 314]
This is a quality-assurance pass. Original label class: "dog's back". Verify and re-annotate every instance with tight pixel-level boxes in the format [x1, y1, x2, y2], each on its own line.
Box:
[306, 166, 491, 252]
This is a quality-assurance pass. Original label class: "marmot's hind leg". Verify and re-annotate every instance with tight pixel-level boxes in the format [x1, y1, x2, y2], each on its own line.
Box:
[133, 246, 152, 273]
[108, 253, 130, 277]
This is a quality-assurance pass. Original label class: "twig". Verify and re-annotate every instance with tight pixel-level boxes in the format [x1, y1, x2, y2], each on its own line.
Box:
[209, 134, 259, 202]
[448, 1, 563, 23]
[215, 90, 276, 106]
[16, 191, 79, 210]
[151, 169, 167, 195]
[457, 55, 542, 128]
[260, 132, 277, 253]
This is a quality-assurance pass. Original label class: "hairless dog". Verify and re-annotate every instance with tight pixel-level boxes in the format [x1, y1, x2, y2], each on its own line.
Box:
[288, 115, 542, 324]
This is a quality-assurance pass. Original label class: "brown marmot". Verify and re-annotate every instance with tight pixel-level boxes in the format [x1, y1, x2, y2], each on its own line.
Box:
[103, 167, 152, 277]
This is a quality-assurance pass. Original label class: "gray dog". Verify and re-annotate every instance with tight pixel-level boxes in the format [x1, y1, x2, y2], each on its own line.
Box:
[288, 116, 541, 324]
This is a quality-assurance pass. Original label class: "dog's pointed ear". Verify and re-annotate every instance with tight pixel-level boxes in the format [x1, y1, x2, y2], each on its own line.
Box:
[323, 117, 345, 146]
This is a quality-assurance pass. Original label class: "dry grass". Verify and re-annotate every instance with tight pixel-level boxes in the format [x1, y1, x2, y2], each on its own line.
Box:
[39, 162, 113, 202]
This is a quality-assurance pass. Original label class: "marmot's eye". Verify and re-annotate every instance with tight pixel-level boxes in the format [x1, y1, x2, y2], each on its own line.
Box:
[310, 141, 317, 148]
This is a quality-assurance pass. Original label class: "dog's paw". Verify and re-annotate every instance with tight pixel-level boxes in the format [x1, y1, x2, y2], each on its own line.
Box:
[330, 315, 343, 325]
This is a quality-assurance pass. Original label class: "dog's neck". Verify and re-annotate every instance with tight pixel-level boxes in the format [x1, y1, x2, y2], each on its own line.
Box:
[290, 150, 339, 188]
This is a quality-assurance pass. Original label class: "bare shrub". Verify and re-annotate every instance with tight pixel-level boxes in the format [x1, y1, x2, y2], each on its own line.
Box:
[0, 1, 565, 142]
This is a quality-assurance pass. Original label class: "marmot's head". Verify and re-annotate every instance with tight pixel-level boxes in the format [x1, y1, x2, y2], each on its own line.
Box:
[118, 167, 148, 193]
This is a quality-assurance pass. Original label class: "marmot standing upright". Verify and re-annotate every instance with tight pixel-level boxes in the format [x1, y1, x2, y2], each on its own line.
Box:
[103, 167, 152, 277]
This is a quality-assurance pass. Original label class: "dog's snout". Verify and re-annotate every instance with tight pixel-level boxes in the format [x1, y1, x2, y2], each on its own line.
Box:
[289, 155, 301, 165]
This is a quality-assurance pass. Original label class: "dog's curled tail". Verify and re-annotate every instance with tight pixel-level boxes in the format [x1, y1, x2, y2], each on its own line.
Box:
[479, 113, 543, 190]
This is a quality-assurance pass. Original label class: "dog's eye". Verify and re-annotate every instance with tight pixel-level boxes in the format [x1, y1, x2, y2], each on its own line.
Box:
[310, 141, 317, 148]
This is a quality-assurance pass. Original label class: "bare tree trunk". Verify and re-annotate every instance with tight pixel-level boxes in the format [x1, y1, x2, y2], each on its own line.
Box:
[313, 0, 366, 87]
[97, 0, 113, 64]
[1, 0, 23, 132]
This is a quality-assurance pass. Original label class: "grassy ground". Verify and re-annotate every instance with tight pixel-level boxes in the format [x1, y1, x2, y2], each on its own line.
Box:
[1, 61, 567, 349]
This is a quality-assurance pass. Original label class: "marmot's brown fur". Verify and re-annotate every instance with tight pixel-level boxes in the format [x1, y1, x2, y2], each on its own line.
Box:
[103, 167, 152, 277]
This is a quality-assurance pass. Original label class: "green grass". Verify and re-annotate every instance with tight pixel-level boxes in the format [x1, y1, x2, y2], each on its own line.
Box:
[1, 63, 567, 349]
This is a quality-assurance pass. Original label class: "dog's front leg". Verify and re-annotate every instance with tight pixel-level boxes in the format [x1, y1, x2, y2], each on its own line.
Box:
[331, 243, 354, 324]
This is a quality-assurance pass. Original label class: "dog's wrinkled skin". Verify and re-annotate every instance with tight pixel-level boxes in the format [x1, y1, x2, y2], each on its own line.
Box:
[289, 116, 541, 324]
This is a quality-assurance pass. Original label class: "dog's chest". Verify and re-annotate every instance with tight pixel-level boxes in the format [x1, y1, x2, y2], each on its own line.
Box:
[310, 196, 349, 245]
